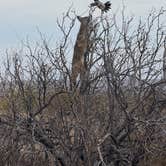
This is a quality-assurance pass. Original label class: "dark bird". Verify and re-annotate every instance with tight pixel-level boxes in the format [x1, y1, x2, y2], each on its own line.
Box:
[90, 0, 111, 12]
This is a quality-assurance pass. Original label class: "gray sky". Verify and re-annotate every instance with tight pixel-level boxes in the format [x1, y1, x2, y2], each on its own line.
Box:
[0, 0, 165, 50]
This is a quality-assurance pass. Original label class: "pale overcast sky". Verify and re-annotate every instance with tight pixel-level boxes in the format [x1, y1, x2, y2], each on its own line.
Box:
[0, 0, 165, 50]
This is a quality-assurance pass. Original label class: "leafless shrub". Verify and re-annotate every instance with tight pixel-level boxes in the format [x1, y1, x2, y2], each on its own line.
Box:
[0, 7, 166, 166]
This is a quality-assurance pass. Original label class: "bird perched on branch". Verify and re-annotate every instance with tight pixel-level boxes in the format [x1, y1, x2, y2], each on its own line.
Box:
[90, 0, 111, 13]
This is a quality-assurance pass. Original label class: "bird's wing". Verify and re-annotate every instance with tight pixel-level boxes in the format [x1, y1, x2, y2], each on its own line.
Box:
[90, 2, 97, 7]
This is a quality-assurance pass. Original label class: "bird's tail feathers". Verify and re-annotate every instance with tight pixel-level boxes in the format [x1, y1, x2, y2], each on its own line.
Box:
[104, 1, 111, 11]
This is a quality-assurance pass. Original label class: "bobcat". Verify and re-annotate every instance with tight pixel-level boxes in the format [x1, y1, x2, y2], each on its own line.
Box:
[71, 15, 92, 88]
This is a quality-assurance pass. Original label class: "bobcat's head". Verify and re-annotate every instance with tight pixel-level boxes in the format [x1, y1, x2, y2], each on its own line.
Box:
[77, 15, 92, 26]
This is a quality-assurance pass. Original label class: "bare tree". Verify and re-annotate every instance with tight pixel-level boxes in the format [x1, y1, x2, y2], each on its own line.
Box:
[0, 7, 166, 166]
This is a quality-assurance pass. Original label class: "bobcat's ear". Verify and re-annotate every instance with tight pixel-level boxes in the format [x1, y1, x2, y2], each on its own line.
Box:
[89, 15, 92, 21]
[77, 16, 81, 22]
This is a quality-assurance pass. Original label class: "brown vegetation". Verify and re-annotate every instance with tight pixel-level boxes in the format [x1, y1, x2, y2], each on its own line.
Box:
[0, 8, 166, 166]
